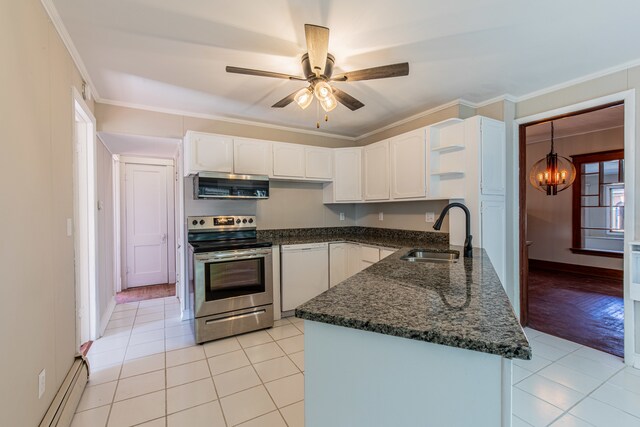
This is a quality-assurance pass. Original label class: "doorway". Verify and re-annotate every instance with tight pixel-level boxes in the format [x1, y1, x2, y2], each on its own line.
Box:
[119, 157, 176, 303]
[72, 89, 98, 348]
[519, 101, 628, 357]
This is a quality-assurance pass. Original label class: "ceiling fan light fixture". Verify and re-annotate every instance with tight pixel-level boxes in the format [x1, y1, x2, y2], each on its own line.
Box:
[294, 87, 313, 109]
[314, 81, 332, 100]
[320, 93, 337, 112]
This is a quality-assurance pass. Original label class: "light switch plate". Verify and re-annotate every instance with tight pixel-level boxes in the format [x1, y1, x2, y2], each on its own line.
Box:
[38, 369, 45, 399]
[339, 212, 345, 221]
[378, 212, 384, 221]
[426, 212, 435, 222]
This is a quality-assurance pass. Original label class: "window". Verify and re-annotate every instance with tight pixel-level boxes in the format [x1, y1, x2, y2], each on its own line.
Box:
[571, 149, 624, 257]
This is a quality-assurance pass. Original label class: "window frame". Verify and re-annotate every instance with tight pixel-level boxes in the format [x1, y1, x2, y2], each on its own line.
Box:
[570, 149, 624, 258]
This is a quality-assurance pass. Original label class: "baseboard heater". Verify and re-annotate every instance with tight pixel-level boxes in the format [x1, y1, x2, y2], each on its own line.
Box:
[39, 355, 89, 427]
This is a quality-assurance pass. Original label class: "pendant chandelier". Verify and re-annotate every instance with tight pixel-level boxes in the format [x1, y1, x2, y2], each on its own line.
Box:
[529, 121, 576, 195]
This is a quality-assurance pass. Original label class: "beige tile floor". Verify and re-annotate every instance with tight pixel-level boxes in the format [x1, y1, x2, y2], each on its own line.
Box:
[72, 297, 640, 427]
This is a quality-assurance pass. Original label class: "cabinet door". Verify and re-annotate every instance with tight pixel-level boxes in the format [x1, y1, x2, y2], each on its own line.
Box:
[329, 243, 348, 287]
[305, 147, 333, 180]
[481, 199, 506, 286]
[346, 243, 363, 276]
[390, 129, 426, 199]
[187, 132, 233, 174]
[273, 142, 305, 178]
[334, 148, 362, 201]
[480, 119, 506, 195]
[363, 140, 390, 200]
[234, 138, 272, 175]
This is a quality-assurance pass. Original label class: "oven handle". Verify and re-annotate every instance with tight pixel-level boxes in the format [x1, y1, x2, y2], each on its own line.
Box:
[197, 250, 271, 263]
[205, 309, 267, 325]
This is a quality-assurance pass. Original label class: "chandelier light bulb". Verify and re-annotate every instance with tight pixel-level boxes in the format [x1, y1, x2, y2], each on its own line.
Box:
[314, 81, 332, 100]
[294, 87, 313, 109]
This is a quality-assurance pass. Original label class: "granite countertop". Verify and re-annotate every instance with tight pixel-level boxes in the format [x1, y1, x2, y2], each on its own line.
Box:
[257, 226, 449, 249]
[264, 227, 531, 360]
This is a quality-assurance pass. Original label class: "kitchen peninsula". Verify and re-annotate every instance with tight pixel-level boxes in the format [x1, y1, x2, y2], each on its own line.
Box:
[296, 242, 531, 427]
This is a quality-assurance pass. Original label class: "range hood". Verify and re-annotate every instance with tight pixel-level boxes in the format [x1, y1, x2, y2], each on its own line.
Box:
[193, 172, 269, 200]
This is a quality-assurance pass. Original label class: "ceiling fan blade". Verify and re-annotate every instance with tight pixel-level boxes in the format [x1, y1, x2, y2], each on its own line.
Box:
[271, 90, 299, 108]
[331, 62, 409, 82]
[226, 66, 306, 81]
[332, 88, 365, 111]
[305, 24, 329, 76]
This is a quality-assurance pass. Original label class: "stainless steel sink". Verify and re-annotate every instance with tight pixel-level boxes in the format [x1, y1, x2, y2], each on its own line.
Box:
[400, 249, 460, 263]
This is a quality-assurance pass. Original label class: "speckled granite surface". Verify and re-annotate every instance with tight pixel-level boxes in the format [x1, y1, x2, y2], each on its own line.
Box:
[277, 232, 531, 360]
[257, 226, 448, 248]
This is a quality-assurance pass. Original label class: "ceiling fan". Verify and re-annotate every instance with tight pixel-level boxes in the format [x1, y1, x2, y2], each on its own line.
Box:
[226, 24, 409, 118]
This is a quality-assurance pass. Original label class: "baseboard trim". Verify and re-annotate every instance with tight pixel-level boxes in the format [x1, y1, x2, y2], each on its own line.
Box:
[529, 259, 623, 279]
[99, 297, 117, 336]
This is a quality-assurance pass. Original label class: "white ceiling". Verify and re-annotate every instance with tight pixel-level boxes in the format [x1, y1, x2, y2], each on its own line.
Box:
[99, 132, 180, 157]
[526, 104, 624, 144]
[52, 0, 640, 137]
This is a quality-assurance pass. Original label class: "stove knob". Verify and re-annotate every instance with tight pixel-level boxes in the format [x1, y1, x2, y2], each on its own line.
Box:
[242, 218, 248, 224]
[248, 218, 254, 224]
[199, 220, 205, 225]
[236, 219, 241, 224]
[192, 220, 198, 226]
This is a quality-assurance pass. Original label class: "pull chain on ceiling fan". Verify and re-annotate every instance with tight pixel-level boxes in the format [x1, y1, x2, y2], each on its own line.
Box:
[226, 24, 410, 127]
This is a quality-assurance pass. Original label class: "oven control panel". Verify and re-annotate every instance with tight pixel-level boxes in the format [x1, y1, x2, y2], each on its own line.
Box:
[188, 215, 256, 231]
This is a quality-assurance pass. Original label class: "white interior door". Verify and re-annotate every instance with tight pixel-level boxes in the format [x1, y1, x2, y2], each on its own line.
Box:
[125, 163, 169, 287]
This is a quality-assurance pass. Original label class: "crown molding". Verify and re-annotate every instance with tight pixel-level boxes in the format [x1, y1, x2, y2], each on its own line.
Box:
[515, 58, 640, 103]
[40, 0, 100, 102]
[98, 98, 358, 141]
[354, 99, 471, 141]
[526, 124, 625, 144]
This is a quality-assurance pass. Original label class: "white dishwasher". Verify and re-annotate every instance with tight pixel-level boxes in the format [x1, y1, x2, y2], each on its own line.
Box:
[281, 242, 329, 311]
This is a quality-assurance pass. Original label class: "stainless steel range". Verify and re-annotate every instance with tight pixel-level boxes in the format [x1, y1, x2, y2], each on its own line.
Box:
[187, 215, 273, 343]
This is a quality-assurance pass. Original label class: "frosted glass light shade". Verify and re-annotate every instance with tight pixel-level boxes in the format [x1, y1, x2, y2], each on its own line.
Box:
[294, 87, 313, 109]
[320, 93, 337, 112]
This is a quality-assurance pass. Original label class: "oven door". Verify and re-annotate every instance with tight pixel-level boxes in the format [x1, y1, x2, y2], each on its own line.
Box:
[194, 248, 273, 318]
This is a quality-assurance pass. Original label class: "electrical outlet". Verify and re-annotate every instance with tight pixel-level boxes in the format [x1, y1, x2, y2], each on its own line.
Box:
[426, 212, 435, 223]
[339, 212, 345, 221]
[378, 212, 384, 221]
[38, 369, 46, 399]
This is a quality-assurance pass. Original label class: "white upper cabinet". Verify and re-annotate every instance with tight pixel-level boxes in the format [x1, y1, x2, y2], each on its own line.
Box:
[363, 140, 390, 201]
[479, 118, 506, 195]
[390, 129, 427, 199]
[305, 147, 333, 180]
[273, 142, 305, 178]
[333, 148, 362, 202]
[233, 138, 272, 176]
[184, 131, 233, 176]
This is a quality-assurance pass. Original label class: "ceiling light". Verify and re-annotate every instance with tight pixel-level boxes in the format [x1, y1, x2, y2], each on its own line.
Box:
[320, 93, 337, 112]
[294, 87, 313, 109]
[529, 121, 576, 195]
[314, 81, 332, 100]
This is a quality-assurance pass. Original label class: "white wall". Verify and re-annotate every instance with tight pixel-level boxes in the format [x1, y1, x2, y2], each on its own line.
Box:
[0, 1, 93, 425]
[526, 127, 624, 270]
[96, 139, 116, 329]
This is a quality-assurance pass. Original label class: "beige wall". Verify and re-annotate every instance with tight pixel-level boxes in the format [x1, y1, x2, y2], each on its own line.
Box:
[96, 140, 116, 327]
[355, 200, 450, 232]
[526, 128, 624, 270]
[95, 103, 352, 148]
[0, 1, 93, 425]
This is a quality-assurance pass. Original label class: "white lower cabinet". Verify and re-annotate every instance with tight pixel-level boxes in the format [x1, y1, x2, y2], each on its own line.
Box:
[329, 243, 348, 287]
[360, 245, 380, 270]
[281, 243, 329, 311]
[380, 248, 397, 259]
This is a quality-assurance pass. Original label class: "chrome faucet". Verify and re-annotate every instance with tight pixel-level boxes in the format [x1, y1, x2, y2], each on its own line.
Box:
[433, 202, 473, 258]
